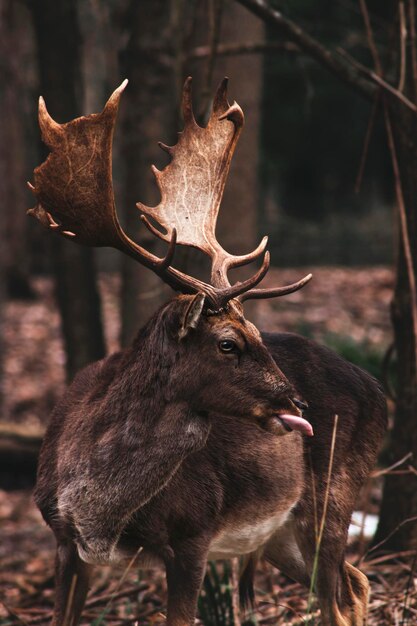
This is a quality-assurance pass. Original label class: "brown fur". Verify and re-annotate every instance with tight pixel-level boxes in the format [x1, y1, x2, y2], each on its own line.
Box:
[34, 296, 387, 626]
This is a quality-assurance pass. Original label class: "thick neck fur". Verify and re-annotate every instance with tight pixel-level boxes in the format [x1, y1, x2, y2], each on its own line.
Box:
[98, 301, 181, 428]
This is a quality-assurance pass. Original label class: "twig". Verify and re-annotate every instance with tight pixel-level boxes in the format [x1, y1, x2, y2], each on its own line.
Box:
[409, 0, 417, 104]
[353, 0, 384, 196]
[85, 583, 149, 609]
[358, 0, 383, 75]
[364, 549, 417, 567]
[231, 557, 241, 626]
[336, 47, 417, 114]
[401, 550, 417, 625]
[398, 2, 407, 92]
[358, 0, 417, 375]
[355, 92, 380, 193]
[371, 452, 413, 478]
[235, 0, 376, 100]
[63, 574, 77, 626]
[257, 599, 306, 622]
[0, 601, 31, 626]
[92, 546, 144, 625]
[384, 106, 417, 367]
[189, 41, 299, 59]
[200, 0, 224, 121]
[366, 516, 417, 557]
[308, 449, 318, 541]
[305, 414, 338, 624]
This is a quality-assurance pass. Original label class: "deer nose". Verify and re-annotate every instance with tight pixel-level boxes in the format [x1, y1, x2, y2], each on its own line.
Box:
[293, 398, 308, 412]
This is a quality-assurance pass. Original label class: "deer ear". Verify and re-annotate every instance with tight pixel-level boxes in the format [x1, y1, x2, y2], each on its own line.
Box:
[178, 293, 206, 340]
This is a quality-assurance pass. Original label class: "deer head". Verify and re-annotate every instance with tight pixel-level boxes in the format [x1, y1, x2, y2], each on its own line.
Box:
[28, 77, 313, 436]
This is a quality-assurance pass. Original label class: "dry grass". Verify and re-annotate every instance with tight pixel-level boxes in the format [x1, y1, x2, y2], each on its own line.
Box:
[0, 491, 416, 625]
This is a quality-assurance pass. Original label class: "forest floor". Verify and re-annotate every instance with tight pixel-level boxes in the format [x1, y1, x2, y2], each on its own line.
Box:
[1, 267, 416, 625]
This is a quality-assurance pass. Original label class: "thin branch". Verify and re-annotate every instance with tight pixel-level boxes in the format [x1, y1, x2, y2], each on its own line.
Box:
[231, 558, 241, 626]
[0, 601, 30, 626]
[401, 550, 417, 625]
[371, 452, 413, 478]
[201, 0, 224, 118]
[336, 47, 417, 113]
[409, 0, 417, 104]
[357, 0, 417, 378]
[384, 106, 417, 366]
[189, 40, 299, 59]
[236, 0, 376, 100]
[358, 0, 383, 75]
[398, 1, 407, 92]
[366, 516, 417, 556]
[355, 0, 382, 194]
[236, 0, 417, 116]
[355, 93, 380, 193]
[306, 415, 338, 623]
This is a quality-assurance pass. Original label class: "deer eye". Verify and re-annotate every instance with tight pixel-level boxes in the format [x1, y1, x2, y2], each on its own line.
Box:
[219, 339, 237, 353]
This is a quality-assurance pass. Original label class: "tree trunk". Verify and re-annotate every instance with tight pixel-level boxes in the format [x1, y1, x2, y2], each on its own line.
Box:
[0, 0, 35, 300]
[374, 104, 417, 551]
[119, 0, 175, 346]
[30, 0, 106, 380]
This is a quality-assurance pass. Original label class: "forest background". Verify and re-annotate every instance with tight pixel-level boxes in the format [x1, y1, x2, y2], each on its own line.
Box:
[1, 0, 417, 624]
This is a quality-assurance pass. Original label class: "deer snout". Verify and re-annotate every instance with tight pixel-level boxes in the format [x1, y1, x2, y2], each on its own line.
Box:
[263, 371, 289, 394]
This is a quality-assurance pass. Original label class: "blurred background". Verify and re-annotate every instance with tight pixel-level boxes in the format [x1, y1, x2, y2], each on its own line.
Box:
[1, 0, 417, 624]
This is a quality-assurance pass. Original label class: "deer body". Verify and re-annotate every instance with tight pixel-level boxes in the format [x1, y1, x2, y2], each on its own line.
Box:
[34, 300, 386, 626]
[29, 79, 387, 625]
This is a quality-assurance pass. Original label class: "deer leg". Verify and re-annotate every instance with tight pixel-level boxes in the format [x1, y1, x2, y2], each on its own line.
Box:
[164, 540, 209, 626]
[335, 561, 369, 626]
[314, 560, 369, 626]
[264, 517, 311, 587]
[294, 520, 369, 626]
[52, 541, 91, 626]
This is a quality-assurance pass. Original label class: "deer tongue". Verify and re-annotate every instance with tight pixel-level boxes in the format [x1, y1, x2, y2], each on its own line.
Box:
[277, 413, 314, 437]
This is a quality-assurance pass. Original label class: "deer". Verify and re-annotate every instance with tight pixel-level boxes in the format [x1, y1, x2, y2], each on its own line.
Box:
[29, 78, 387, 626]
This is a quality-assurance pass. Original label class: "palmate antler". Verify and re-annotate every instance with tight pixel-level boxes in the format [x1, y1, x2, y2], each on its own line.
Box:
[28, 78, 311, 310]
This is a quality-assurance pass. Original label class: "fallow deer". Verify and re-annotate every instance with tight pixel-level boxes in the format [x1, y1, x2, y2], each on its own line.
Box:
[29, 78, 387, 626]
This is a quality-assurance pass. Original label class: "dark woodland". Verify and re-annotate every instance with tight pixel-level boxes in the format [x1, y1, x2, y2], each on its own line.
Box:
[1, 0, 417, 624]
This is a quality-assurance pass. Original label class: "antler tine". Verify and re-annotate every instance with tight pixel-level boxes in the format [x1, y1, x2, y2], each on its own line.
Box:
[216, 251, 271, 307]
[157, 228, 177, 270]
[140, 213, 167, 242]
[182, 76, 198, 126]
[231, 236, 269, 268]
[238, 273, 313, 303]
[209, 236, 268, 290]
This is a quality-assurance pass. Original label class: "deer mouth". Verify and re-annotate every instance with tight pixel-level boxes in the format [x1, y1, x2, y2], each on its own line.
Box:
[265, 413, 314, 437]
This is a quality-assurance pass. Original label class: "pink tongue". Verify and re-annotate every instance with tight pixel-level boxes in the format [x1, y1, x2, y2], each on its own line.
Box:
[279, 413, 314, 437]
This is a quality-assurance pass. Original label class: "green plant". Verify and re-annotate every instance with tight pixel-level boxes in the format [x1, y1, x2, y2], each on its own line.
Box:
[322, 333, 384, 381]
[198, 561, 236, 626]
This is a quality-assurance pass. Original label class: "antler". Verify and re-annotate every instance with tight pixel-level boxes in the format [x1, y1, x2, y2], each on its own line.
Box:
[27, 80, 223, 305]
[28, 78, 311, 310]
[138, 76, 311, 301]
[138, 77, 270, 290]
